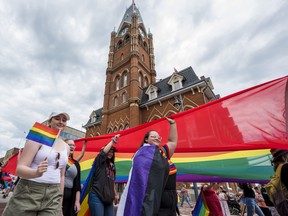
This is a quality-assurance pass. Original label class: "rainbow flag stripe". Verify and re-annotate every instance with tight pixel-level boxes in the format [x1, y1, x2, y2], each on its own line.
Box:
[192, 191, 210, 216]
[66, 158, 75, 170]
[26, 122, 59, 147]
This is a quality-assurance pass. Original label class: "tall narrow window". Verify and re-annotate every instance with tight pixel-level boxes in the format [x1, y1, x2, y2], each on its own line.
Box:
[144, 77, 148, 87]
[125, 35, 130, 44]
[122, 92, 126, 103]
[114, 96, 118, 106]
[138, 73, 143, 87]
[123, 73, 127, 87]
[121, 53, 124, 61]
[116, 76, 120, 90]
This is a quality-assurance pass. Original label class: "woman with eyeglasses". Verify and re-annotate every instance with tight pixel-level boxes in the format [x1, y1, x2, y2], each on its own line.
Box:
[62, 139, 87, 216]
[117, 117, 178, 216]
[3, 112, 70, 216]
[88, 134, 120, 216]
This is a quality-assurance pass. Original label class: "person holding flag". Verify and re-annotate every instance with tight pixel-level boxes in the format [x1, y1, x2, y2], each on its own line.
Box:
[3, 112, 70, 216]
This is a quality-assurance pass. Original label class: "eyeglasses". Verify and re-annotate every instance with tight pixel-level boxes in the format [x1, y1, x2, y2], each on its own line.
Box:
[55, 152, 60, 169]
[149, 135, 162, 141]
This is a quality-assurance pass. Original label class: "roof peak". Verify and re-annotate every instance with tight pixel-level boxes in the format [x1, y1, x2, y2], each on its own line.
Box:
[117, 2, 145, 34]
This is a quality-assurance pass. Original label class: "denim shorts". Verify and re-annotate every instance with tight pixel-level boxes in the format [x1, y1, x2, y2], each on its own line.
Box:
[2, 179, 62, 216]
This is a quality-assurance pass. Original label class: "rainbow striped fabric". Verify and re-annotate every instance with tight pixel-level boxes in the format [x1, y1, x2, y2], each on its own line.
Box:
[26, 122, 59, 147]
[192, 191, 210, 216]
[76, 149, 274, 216]
[66, 158, 76, 170]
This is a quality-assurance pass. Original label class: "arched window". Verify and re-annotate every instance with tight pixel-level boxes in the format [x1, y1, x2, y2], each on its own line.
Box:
[123, 73, 127, 87]
[143, 42, 148, 51]
[122, 92, 126, 103]
[125, 35, 130, 44]
[138, 35, 142, 45]
[114, 96, 118, 106]
[115, 76, 120, 90]
[144, 77, 148, 87]
[138, 73, 143, 87]
[117, 40, 123, 49]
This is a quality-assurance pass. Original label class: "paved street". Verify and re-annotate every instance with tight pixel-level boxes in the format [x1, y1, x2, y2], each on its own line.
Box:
[0, 192, 240, 216]
[0, 191, 195, 215]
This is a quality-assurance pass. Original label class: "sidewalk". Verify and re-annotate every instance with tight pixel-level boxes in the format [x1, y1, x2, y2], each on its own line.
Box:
[178, 202, 194, 216]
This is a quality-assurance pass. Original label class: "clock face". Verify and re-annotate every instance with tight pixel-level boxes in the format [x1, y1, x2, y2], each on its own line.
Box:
[120, 27, 128, 36]
[139, 28, 145, 37]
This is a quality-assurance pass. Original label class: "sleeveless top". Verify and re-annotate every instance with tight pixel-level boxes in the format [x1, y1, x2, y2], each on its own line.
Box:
[29, 140, 68, 184]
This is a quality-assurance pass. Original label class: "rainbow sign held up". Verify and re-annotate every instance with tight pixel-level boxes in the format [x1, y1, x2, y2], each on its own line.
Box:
[26, 122, 59, 147]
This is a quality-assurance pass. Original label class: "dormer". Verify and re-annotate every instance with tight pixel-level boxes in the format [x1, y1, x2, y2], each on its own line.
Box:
[168, 73, 184, 91]
[89, 111, 96, 123]
[145, 85, 158, 100]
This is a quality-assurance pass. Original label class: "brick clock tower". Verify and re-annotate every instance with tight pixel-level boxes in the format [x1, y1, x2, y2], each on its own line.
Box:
[84, 2, 219, 137]
[101, 3, 155, 134]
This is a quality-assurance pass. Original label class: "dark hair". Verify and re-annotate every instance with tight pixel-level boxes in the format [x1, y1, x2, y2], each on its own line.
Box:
[132, 130, 153, 159]
[139, 130, 153, 148]
[272, 150, 288, 163]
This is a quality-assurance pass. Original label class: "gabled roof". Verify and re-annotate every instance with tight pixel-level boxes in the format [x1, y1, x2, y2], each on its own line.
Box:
[117, 3, 145, 34]
[140, 66, 200, 104]
[83, 108, 103, 127]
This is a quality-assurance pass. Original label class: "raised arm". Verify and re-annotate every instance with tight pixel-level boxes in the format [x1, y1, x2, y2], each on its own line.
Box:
[75, 140, 87, 162]
[166, 117, 178, 156]
[103, 134, 120, 153]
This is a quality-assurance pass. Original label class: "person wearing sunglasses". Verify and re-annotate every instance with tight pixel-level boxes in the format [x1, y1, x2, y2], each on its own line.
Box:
[117, 117, 177, 216]
[3, 112, 70, 216]
[88, 134, 120, 216]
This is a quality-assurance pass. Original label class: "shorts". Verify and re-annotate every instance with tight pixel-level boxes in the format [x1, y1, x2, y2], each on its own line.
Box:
[2, 179, 62, 216]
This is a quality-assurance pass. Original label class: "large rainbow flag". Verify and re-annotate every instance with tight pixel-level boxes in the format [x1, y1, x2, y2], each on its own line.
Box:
[74, 76, 287, 216]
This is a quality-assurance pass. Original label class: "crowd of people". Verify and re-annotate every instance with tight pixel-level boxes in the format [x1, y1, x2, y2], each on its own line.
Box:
[0, 111, 286, 216]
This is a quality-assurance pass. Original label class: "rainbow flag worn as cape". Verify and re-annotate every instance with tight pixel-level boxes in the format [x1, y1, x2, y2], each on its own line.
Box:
[192, 191, 210, 216]
[26, 122, 59, 147]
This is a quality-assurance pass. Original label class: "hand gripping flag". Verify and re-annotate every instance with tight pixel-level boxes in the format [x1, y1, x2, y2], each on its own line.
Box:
[26, 122, 59, 147]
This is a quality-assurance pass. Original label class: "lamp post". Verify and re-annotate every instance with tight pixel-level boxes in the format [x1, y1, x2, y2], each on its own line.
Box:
[173, 95, 199, 200]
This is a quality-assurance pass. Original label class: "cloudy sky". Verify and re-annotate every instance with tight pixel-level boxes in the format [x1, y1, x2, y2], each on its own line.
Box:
[0, 0, 287, 157]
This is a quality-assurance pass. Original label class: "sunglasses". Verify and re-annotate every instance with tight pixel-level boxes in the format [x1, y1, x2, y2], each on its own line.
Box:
[55, 152, 60, 169]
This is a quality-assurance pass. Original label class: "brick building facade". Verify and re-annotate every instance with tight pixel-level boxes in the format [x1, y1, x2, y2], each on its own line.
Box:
[83, 2, 219, 137]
